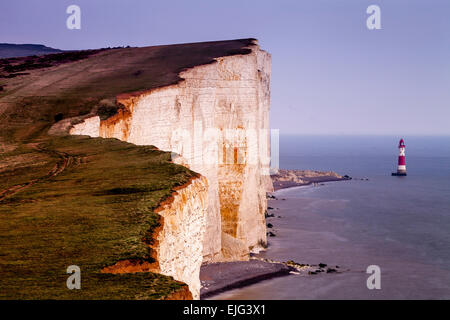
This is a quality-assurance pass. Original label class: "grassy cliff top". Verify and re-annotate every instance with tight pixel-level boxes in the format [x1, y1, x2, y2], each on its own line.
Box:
[0, 39, 255, 299]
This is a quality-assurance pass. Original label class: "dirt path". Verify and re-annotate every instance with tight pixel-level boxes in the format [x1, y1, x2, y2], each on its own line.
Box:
[0, 145, 83, 202]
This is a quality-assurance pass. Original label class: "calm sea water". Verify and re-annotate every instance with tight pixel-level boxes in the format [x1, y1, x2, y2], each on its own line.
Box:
[214, 135, 450, 299]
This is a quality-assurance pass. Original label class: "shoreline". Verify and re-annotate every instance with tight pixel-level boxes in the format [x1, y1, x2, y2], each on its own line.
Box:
[200, 174, 349, 300]
[208, 172, 450, 300]
[200, 260, 292, 299]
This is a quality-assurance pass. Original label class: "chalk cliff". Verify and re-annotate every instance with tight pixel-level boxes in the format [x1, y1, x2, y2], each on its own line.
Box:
[99, 175, 208, 299]
[67, 40, 272, 297]
[154, 175, 209, 300]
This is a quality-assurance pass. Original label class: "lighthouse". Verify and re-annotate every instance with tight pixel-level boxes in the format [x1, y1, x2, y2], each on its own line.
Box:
[392, 138, 407, 176]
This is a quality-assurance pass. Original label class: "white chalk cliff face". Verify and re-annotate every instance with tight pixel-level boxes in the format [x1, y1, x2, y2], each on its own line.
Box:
[69, 43, 272, 296]
[154, 175, 208, 300]
[100, 175, 208, 300]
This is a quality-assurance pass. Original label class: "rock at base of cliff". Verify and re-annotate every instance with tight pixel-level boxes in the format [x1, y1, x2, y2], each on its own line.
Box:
[213, 232, 249, 262]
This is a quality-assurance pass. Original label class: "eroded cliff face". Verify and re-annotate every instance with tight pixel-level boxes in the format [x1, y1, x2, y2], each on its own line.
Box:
[69, 42, 272, 266]
[154, 175, 208, 299]
[101, 175, 208, 300]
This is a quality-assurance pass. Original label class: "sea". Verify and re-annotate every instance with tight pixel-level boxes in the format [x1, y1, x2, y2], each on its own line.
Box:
[214, 135, 450, 299]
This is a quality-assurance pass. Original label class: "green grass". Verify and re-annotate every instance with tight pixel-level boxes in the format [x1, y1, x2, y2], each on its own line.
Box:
[0, 135, 196, 299]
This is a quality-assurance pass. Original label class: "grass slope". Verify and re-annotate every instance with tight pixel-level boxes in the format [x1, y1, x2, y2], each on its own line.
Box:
[0, 39, 254, 299]
[0, 135, 195, 299]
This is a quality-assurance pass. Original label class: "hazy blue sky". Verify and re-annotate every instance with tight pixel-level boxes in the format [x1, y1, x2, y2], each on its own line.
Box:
[1, 0, 449, 135]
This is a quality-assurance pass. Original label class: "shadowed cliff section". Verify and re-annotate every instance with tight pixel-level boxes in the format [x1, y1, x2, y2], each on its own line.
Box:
[0, 39, 255, 299]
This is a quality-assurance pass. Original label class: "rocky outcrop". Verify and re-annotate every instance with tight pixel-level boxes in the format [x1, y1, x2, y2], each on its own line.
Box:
[69, 116, 100, 137]
[271, 169, 347, 190]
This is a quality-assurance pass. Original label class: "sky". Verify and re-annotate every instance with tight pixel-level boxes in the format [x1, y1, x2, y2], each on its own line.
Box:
[1, 0, 449, 135]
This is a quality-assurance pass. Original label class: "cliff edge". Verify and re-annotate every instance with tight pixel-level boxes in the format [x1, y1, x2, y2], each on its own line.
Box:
[0, 39, 272, 299]
[66, 39, 273, 263]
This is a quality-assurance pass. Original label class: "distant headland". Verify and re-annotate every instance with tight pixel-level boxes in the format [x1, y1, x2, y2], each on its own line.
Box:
[271, 169, 351, 191]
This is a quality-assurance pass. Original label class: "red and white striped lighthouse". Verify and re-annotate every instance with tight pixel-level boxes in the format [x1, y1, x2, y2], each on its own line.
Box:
[392, 138, 407, 176]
